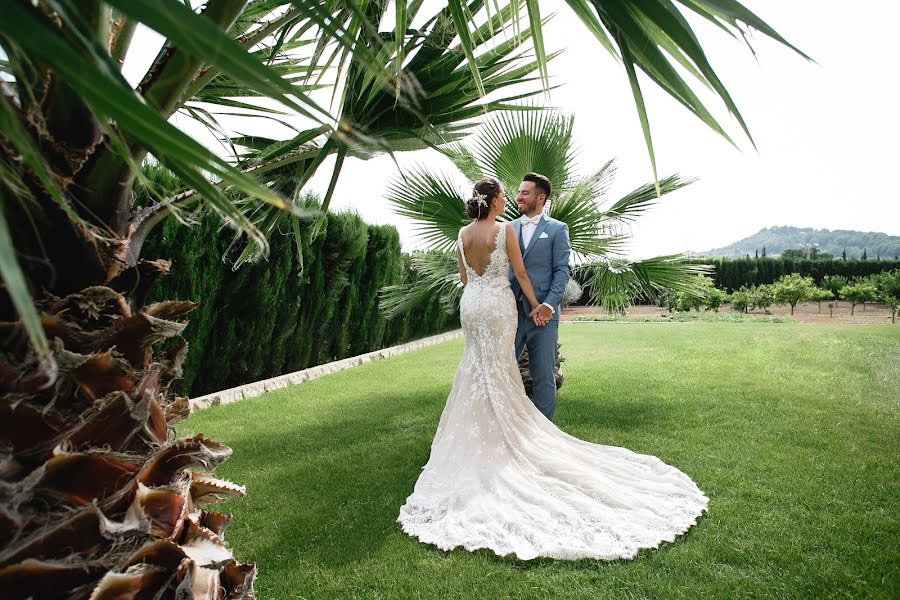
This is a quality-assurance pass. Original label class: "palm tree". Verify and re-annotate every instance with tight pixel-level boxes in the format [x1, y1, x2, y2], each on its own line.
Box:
[1, 1, 804, 596]
[380, 110, 711, 319]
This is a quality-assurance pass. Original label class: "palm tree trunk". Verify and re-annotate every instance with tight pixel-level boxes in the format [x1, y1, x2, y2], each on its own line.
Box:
[518, 345, 565, 394]
[1, 4, 255, 596]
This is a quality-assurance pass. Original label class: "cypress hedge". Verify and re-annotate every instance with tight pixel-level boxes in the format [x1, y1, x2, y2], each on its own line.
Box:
[708, 257, 900, 292]
[142, 210, 458, 397]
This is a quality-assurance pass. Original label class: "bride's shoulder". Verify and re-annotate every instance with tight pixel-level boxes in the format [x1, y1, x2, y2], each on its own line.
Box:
[500, 222, 515, 244]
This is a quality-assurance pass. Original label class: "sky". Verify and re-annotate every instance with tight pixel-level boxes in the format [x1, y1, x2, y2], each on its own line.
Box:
[125, 1, 900, 259]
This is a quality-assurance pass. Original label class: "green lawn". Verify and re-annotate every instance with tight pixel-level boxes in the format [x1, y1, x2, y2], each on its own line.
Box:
[179, 323, 899, 599]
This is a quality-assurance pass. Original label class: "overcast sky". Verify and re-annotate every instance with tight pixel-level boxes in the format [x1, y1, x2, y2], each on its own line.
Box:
[126, 1, 900, 259]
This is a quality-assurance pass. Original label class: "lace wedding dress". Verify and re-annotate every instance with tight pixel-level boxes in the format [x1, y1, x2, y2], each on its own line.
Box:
[397, 225, 708, 560]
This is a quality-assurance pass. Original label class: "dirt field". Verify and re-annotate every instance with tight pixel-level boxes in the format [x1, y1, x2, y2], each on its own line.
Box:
[561, 302, 899, 325]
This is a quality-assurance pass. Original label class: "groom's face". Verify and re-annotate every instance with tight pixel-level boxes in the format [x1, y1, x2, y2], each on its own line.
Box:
[517, 181, 544, 216]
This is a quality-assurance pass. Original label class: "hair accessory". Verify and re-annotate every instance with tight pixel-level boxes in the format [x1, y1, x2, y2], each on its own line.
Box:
[471, 191, 488, 208]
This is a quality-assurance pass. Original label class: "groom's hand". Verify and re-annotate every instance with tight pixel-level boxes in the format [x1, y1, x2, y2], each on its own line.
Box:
[530, 305, 552, 326]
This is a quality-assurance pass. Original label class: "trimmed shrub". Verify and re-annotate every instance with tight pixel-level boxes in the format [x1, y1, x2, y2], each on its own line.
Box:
[142, 210, 458, 396]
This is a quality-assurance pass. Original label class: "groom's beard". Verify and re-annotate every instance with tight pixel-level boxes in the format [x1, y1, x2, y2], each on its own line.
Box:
[518, 199, 538, 215]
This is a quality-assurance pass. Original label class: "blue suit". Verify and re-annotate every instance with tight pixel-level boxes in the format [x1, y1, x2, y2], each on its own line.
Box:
[508, 215, 571, 420]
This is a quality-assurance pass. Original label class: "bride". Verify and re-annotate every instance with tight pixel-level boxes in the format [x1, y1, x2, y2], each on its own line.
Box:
[397, 177, 708, 560]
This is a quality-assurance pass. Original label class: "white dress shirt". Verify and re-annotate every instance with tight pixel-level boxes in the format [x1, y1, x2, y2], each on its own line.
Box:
[520, 214, 541, 248]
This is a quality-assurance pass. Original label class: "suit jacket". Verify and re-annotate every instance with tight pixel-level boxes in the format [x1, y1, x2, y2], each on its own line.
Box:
[508, 215, 571, 321]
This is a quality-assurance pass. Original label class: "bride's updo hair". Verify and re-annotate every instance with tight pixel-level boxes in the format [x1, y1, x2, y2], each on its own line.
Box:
[466, 177, 502, 220]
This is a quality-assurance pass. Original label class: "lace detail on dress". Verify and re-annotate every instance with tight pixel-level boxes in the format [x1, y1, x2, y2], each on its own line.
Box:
[397, 223, 708, 561]
[457, 224, 509, 283]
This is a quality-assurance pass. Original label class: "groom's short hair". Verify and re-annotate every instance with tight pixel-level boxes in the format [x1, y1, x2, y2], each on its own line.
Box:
[523, 172, 551, 204]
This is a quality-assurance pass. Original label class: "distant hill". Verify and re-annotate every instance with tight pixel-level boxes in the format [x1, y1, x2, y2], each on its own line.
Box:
[703, 226, 900, 259]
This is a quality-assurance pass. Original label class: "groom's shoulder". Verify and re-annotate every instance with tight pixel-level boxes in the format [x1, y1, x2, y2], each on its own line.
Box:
[545, 215, 567, 229]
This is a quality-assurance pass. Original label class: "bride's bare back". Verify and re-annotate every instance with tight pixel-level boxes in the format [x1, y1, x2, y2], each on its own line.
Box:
[459, 222, 502, 276]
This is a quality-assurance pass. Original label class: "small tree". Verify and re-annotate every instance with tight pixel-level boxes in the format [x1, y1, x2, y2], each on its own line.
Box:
[705, 287, 727, 312]
[839, 282, 878, 315]
[886, 297, 900, 324]
[821, 275, 849, 304]
[751, 284, 775, 314]
[729, 287, 753, 314]
[658, 289, 678, 313]
[675, 290, 702, 312]
[810, 287, 834, 313]
[827, 301, 835, 318]
[862, 248, 868, 260]
[675, 275, 716, 312]
[872, 270, 900, 323]
[772, 273, 816, 315]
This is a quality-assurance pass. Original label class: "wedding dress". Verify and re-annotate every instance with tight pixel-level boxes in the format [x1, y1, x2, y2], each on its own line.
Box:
[397, 225, 708, 560]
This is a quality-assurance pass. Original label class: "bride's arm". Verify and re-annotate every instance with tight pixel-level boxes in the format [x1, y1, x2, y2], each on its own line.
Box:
[505, 224, 539, 309]
[456, 243, 468, 287]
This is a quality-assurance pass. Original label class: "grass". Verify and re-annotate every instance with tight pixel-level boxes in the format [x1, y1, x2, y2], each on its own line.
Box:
[571, 311, 793, 323]
[179, 323, 899, 599]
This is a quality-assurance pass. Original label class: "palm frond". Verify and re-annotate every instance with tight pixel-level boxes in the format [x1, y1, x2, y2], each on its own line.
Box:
[228, 186, 321, 269]
[548, 160, 619, 257]
[575, 255, 713, 313]
[442, 144, 484, 183]
[474, 110, 576, 194]
[379, 250, 462, 319]
[600, 174, 697, 224]
[382, 106, 706, 317]
[105, 0, 334, 123]
[483, 0, 810, 189]
[384, 166, 470, 252]
[1, 2, 293, 242]
[340, 1, 549, 157]
[0, 197, 50, 366]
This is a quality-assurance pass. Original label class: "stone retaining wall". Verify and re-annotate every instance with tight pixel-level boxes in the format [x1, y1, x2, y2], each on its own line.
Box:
[189, 329, 463, 412]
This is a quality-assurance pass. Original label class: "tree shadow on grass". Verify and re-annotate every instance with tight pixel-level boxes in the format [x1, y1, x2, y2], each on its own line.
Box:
[558, 395, 678, 433]
[205, 387, 448, 570]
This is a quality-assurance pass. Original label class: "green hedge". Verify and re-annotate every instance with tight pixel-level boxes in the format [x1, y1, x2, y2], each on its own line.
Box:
[142, 210, 458, 396]
[708, 257, 900, 292]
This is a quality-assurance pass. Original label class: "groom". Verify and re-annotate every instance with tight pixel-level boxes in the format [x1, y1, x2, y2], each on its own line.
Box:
[509, 173, 571, 421]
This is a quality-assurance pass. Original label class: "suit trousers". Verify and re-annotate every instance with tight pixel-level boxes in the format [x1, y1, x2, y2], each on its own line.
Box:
[514, 302, 559, 421]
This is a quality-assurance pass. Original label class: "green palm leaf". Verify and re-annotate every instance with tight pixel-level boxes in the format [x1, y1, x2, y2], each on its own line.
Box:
[0, 199, 50, 365]
[104, 0, 334, 123]
[575, 255, 713, 314]
[549, 161, 625, 258]
[437, 0, 809, 188]
[385, 167, 470, 252]
[380, 251, 462, 319]
[472, 111, 576, 194]
[600, 174, 697, 224]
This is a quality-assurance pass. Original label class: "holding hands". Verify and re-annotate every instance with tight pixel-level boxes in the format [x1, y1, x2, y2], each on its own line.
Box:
[529, 304, 553, 327]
